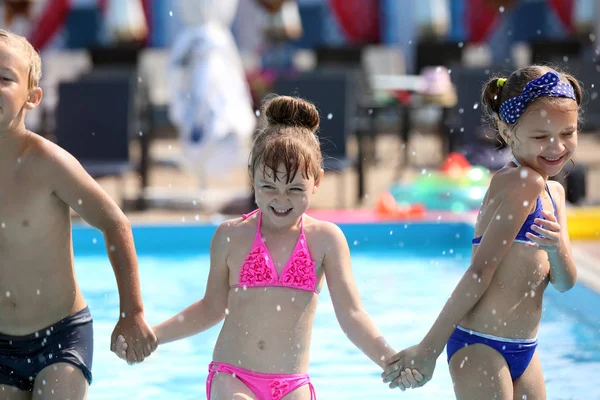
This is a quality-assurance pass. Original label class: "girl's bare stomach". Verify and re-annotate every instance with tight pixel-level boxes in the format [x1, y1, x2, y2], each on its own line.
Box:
[212, 288, 318, 374]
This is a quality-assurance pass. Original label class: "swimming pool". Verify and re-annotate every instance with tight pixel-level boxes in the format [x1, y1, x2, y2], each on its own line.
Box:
[73, 222, 600, 399]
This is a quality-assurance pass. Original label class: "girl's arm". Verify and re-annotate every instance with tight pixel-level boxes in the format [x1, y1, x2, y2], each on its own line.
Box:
[542, 181, 577, 292]
[153, 222, 231, 344]
[321, 222, 396, 369]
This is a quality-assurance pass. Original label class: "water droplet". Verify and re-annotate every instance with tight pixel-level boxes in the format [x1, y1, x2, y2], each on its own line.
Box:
[492, 309, 497, 315]
[563, 56, 569, 63]
[169, 10, 173, 17]
[502, 240, 507, 245]
[110, 245, 116, 252]
[139, 131, 143, 136]
[421, 168, 427, 175]
[121, 312, 126, 318]
[327, 113, 333, 120]
[42, 380, 46, 385]
[523, 200, 529, 207]
[389, 230, 393, 235]
[499, 6, 505, 12]
[178, 315, 185, 322]
[5, 291, 10, 297]
[530, 290, 536, 298]
[276, 305, 281, 311]
[458, 108, 464, 114]
[496, 215, 501, 220]
[520, 169, 528, 179]
[291, 297, 295, 302]
[1, 222, 5, 228]
[37, 289, 40, 295]
[77, 199, 82, 205]
[353, 240, 358, 246]
[181, 216, 186, 223]
[591, 92, 598, 101]
[472, 273, 479, 279]
[537, 29, 542, 35]
[473, 103, 479, 110]
[225, 308, 229, 315]
[92, 238, 97, 244]
[458, 42, 464, 48]
[550, 137, 555, 143]
[195, 215, 200, 221]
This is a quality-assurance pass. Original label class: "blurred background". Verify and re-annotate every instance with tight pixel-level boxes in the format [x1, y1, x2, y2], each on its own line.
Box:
[5, 3, 600, 398]
[2, 0, 599, 227]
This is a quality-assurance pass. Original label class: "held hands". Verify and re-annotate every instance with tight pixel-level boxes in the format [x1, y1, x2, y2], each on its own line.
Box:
[526, 210, 562, 253]
[381, 343, 436, 390]
[110, 311, 157, 364]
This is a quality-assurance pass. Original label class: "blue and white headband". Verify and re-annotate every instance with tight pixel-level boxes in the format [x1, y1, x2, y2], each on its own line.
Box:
[499, 71, 576, 124]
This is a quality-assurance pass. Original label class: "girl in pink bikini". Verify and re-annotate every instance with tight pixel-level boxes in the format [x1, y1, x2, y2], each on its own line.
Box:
[115, 95, 421, 399]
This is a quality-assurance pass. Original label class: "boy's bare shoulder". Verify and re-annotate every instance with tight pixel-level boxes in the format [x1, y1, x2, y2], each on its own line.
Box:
[22, 132, 73, 169]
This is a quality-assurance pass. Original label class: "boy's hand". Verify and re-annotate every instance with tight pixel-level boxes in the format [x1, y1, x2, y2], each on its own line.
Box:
[382, 344, 435, 390]
[111, 312, 157, 364]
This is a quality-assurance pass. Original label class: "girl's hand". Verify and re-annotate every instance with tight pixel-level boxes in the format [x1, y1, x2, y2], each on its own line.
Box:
[526, 210, 562, 253]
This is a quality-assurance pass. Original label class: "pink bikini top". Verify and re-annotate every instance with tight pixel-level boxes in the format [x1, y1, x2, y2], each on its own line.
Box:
[232, 209, 319, 294]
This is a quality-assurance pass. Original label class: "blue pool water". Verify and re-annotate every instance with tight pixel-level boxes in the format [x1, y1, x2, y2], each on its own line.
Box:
[73, 222, 600, 400]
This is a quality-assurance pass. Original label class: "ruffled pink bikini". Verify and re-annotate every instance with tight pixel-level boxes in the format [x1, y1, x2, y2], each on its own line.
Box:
[232, 208, 319, 294]
[206, 209, 318, 400]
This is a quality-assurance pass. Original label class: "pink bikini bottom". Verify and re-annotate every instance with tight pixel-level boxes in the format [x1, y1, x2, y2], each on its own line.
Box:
[206, 361, 316, 400]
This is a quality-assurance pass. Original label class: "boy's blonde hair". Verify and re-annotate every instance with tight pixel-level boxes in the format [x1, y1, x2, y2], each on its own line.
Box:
[0, 29, 42, 88]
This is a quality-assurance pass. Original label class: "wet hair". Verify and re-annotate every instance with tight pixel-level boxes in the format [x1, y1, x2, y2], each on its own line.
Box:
[481, 65, 582, 143]
[250, 95, 323, 183]
[0, 29, 42, 89]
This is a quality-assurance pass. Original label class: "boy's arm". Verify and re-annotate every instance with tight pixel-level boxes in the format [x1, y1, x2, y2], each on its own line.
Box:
[153, 222, 231, 344]
[321, 222, 395, 369]
[39, 143, 156, 362]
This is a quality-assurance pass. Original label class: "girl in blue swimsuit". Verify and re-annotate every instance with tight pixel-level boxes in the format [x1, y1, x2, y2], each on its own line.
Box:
[382, 65, 580, 399]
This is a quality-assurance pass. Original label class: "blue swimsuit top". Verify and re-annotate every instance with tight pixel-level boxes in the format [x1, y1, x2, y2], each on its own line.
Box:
[472, 158, 557, 245]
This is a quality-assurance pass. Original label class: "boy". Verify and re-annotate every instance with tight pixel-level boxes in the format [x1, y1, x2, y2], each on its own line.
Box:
[0, 29, 156, 399]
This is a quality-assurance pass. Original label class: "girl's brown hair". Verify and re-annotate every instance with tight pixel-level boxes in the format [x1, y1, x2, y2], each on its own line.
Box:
[481, 65, 583, 142]
[250, 95, 323, 183]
